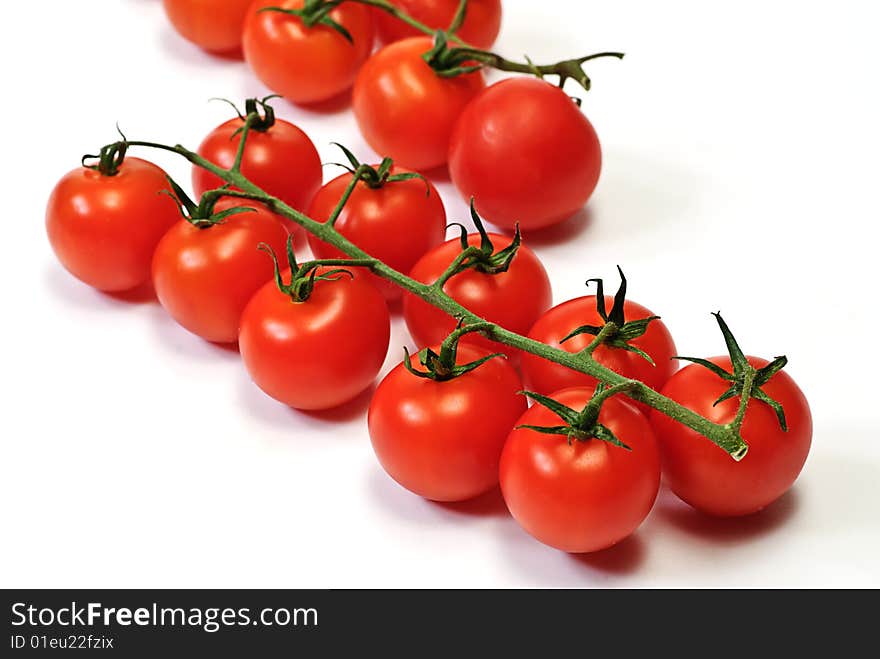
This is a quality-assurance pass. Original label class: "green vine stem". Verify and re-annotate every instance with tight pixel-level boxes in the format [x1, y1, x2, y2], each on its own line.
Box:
[122, 135, 748, 461]
[266, 0, 624, 91]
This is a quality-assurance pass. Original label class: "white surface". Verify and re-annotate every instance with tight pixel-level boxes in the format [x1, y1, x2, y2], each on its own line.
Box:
[1, 0, 878, 588]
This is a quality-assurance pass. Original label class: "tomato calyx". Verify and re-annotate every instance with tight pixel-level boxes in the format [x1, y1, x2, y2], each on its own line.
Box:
[82, 127, 130, 177]
[258, 2, 354, 43]
[423, 30, 485, 78]
[445, 199, 522, 277]
[676, 313, 790, 432]
[330, 143, 430, 192]
[259, 235, 372, 302]
[212, 96, 280, 135]
[403, 321, 504, 381]
[163, 178, 255, 229]
[560, 267, 661, 364]
[518, 383, 638, 450]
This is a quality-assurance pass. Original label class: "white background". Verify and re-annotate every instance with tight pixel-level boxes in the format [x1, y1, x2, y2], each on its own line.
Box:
[1, 0, 878, 588]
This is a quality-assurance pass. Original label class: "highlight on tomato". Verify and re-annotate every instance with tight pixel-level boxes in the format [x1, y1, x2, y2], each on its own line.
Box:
[374, 0, 503, 50]
[449, 77, 602, 231]
[193, 97, 322, 219]
[500, 386, 661, 553]
[403, 202, 552, 358]
[46, 142, 180, 293]
[520, 267, 677, 405]
[162, 0, 253, 55]
[649, 313, 812, 517]
[151, 182, 289, 344]
[243, 0, 375, 105]
[239, 239, 391, 411]
[369, 326, 526, 502]
[353, 35, 485, 171]
[308, 146, 447, 301]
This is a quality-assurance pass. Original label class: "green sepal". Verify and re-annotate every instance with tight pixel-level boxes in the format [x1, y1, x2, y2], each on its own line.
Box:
[560, 267, 660, 365]
[402, 346, 504, 382]
[82, 126, 130, 177]
[257, 235, 354, 302]
[518, 389, 632, 451]
[211, 96, 279, 135]
[677, 312, 789, 432]
[448, 200, 522, 276]
[422, 31, 484, 77]
[328, 143, 431, 194]
[162, 178, 256, 229]
[259, 4, 353, 44]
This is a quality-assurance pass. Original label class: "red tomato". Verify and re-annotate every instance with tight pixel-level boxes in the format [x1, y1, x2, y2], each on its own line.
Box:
[650, 357, 812, 517]
[243, 0, 375, 105]
[369, 344, 526, 501]
[521, 296, 677, 398]
[353, 36, 485, 171]
[500, 386, 661, 553]
[162, 0, 252, 54]
[193, 112, 322, 218]
[307, 167, 447, 301]
[46, 157, 180, 292]
[151, 198, 289, 344]
[449, 77, 602, 231]
[374, 0, 502, 49]
[240, 268, 390, 410]
[403, 233, 552, 358]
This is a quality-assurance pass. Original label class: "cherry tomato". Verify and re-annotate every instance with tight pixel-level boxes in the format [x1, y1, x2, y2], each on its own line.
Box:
[193, 112, 322, 217]
[374, 0, 502, 50]
[449, 77, 602, 231]
[162, 0, 253, 54]
[500, 386, 661, 553]
[307, 167, 447, 301]
[243, 0, 375, 105]
[353, 36, 485, 171]
[151, 198, 289, 344]
[650, 356, 812, 517]
[369, 344, 526, 501]
[521, 296, 677, 399]
[240, 268, 391, 410]
[403, 233, 551, 358]
[46, 157, 180, 292]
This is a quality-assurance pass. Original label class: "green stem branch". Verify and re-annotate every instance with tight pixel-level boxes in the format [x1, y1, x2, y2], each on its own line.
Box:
[124, 138, 748, 461]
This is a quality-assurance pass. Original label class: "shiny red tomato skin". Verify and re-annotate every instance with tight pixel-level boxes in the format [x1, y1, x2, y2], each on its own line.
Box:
[374, 0, 502, 50]
[193, 115, 322, 215]
[151, 198, 289, 344]
[307, 167, 447, 301]
[650, 356, 812, 517]
[369, 344, 526, 502]
[521, 296, 678, 401]
[500, 386, 661, 553]
[449, 77, 602, 231]
[163, 0, 253, 54]
[243, 0, 375, 105]
[46, 158, 180, 292]
[240, 269, 391, 410]
[353, 36, 485, 171]
[403, 233, 552, 358]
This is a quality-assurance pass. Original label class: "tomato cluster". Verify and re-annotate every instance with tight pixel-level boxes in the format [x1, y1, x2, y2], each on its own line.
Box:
[45, 1, 814, 557]
[161, 0, 605, 230]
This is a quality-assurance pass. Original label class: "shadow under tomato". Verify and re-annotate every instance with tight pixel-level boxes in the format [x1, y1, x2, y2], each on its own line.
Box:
[568, 533, 647, 574]
[655, 487, 801, 544]
[299, 383, 376, 423]
[294, 88, 354, 116]
[432, 486, 510, 518]
[419, 163, 452, 184]
[101, 279, 157, 305]
[519, 207, 594, 247]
